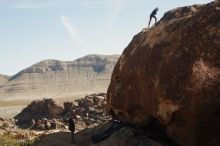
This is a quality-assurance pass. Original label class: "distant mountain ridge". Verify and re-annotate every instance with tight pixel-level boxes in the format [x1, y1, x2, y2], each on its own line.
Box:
[0, 54, 120, 100]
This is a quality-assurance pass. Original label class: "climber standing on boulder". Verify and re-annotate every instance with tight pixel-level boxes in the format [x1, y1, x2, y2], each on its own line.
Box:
[148, 7, 159, 28]
[68, 116, 76, 144]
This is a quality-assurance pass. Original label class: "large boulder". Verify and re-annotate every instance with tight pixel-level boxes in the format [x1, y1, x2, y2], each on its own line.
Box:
[14, 99, 64, 127]
[45, 99, 64, 117]
[63, 101, 78, 114]
[107, 2, 220, 146]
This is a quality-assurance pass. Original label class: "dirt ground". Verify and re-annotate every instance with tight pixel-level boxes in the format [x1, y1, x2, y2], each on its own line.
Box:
[34, 122, 135, 146]
[34, 123, 112, 146]
[34, 122, 165, 146]
[0, 105, 26, 118]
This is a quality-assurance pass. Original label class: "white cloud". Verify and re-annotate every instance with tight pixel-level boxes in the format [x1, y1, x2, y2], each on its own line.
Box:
[103, 0, 123, 37]
[110, 0, 123, 21]
[61, 16, 85, 45]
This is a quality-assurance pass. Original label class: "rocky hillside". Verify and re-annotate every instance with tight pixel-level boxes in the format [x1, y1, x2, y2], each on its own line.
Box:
[0, 54, 119, 100]
[0, 75, 9, 85]
[107, 1, 220, 146]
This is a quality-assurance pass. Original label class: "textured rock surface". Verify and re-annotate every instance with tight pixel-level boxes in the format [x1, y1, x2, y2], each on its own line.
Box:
[14, 98, 64, 127]
[14, 93, 111, 130]
[0, 54, 119, 100]
[107, 2, 220, 146]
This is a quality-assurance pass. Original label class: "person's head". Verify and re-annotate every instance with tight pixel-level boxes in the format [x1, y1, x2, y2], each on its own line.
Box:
[156, 7, 159, 11]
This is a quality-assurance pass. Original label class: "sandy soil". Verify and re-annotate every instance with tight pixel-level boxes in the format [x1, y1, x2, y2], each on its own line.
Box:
[0, 105, 26, 118]
[0, 95, 84, 118]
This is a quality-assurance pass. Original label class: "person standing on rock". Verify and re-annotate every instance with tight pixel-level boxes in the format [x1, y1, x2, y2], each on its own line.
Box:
[148, 7, 159, 28]
[68, 116, 76, 144]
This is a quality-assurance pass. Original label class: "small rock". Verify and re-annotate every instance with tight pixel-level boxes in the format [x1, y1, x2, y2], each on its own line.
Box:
[75, 115, 82, 120]
[84, 98, 94, 107]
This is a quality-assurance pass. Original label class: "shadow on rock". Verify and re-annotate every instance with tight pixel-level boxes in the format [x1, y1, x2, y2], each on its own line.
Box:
[35, 122, 179, 146]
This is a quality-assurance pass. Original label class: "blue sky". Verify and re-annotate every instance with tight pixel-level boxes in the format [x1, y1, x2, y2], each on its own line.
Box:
[0, 0, 213, 76]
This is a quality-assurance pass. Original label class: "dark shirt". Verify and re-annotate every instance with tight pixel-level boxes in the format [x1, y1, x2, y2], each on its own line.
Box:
[68, 118, 75, 132]
[150, 8, 158, 17]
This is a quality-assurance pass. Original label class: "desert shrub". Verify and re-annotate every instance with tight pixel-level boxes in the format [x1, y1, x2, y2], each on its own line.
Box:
[0, 134, 38, 146]
[2, 122, 9, 128]
[0, 122, 9, 129]
[0, 134, 20, 146]
[20, 138, 39, 146]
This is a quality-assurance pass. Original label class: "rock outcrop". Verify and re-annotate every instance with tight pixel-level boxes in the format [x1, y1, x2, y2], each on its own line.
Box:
[107, 1, 220, 146]
[0, 54, 119, 100]
[14, 93, 111, 130]
[14, 99, 64, 127]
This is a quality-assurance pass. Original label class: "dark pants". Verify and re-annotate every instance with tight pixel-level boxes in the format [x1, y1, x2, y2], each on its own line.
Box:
[148, 15, 157, 27]
[71, 131, 75, 144]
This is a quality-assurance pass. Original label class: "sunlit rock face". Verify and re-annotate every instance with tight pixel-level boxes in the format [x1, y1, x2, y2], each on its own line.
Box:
[107, 2, 220, 146]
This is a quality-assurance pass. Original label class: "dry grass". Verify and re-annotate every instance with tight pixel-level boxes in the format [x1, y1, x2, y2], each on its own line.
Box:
[0, 133, 39, 146]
